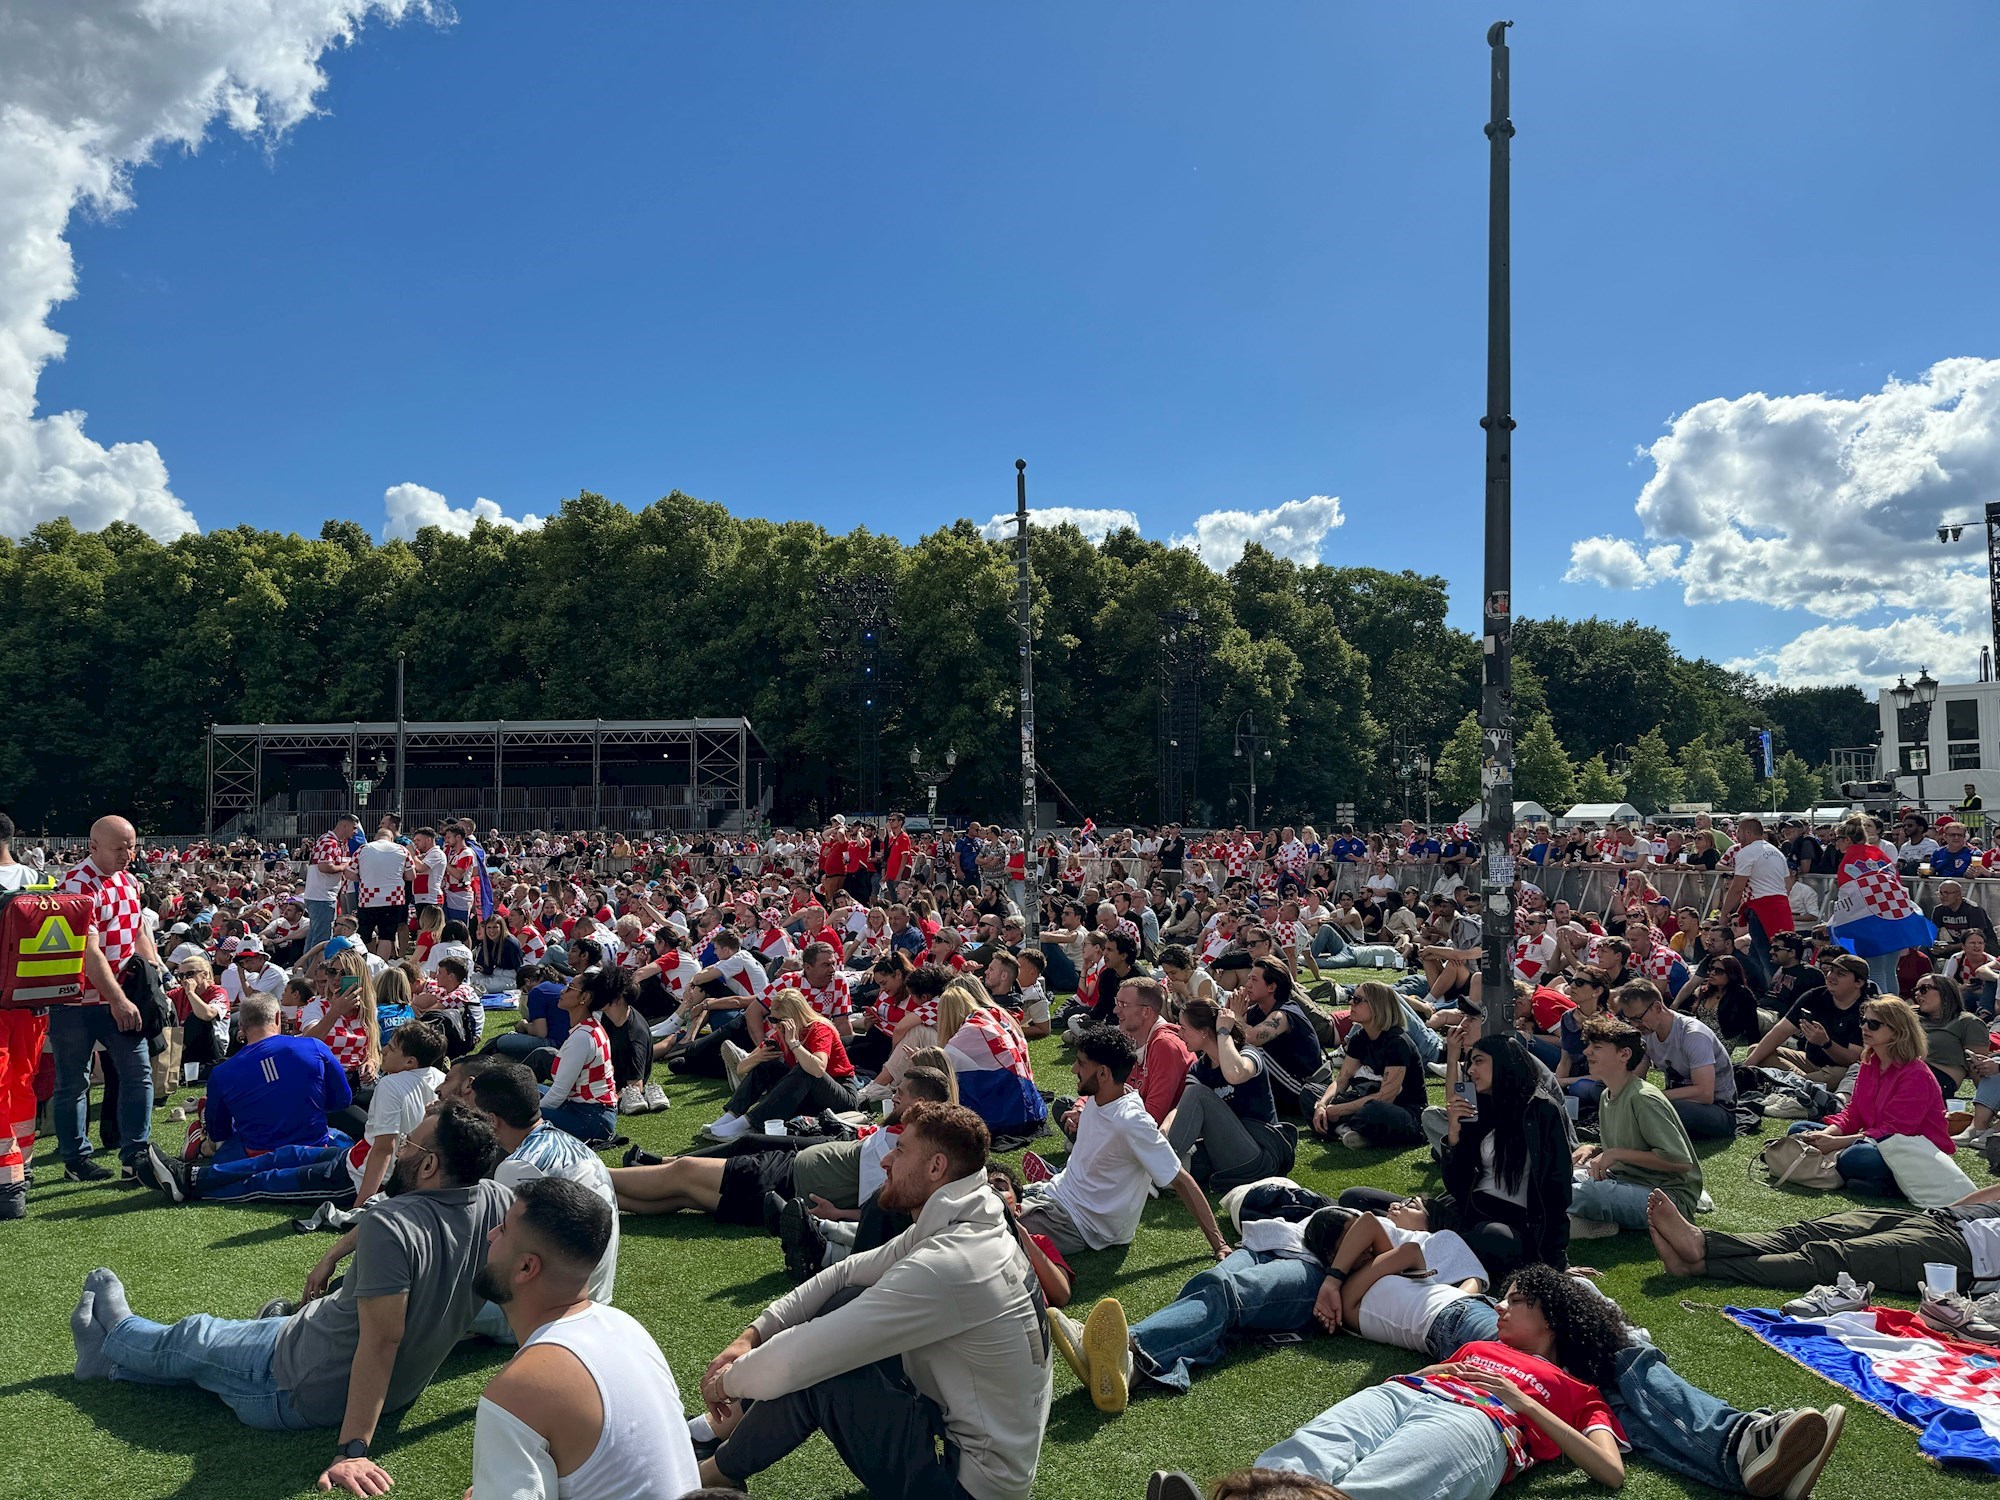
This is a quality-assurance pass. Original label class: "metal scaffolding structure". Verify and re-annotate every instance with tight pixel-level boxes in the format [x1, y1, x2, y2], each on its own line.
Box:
[205, 718, 762, 840]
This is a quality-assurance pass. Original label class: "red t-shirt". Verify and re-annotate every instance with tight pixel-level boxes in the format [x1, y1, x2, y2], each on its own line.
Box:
[883, 832, 914, 881]
[1400, 1341, 1623, 1481]
[1529, 986, 1575, 1033]
[777, 1018, 855, 1080]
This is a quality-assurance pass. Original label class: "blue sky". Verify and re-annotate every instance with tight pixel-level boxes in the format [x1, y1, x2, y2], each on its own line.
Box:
[14, 1, 2000, 683]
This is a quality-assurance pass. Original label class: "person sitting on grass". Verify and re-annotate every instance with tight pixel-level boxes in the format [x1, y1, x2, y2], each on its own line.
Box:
[693, 1102, 1053, 1500]
[1015, 1026, 1234, 1262]
[1163, 1000, 1296, 1193]
[537, 963, 623, 1144]
[473, 1062, 620, 1305]
[1231, 1264, 1631, 1500]
[1612, 978, 1738, 1142]
[138, 1018, 447, 1209]
[73, 1102, 509, 1499]
[1311, 981, 1425, 1150]
[1566, 1014, 1700, 1242]
[192, 992, 353, 1164]
[985, 1160, 1074, 1309]
[1233, 956, 1326, 1116]
[702, 985, 858, 1142]
[467, 1176, 701, 1499]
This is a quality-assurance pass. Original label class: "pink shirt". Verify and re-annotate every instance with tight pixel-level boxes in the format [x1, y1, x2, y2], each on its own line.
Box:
[1826, 1054, 1955, 1155]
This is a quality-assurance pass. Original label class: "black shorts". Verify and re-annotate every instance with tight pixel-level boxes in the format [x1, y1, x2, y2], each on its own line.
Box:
[716, 1150, 798, 1226]
[357, 905, 405, 943]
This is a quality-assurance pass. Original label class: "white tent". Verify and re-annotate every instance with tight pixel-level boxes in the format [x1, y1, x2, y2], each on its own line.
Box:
[1556, 801, 1642, 828]
[1459, 800, 1554, 827]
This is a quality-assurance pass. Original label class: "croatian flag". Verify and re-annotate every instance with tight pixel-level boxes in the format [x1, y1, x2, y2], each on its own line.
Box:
[1829, 858, 1938, 958]
[1729, 1305, 2000, 1471]
[946, 1011, 1046, 1134]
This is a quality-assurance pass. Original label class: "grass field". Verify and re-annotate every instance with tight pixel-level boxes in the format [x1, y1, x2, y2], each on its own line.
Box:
[0, 973, 1984, 1500]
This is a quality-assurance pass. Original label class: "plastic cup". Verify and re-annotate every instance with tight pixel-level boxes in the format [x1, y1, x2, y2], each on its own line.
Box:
[763, 1119, 786, 1137]
[1926, 1262, 1958, 1296]
[881, 1097, 895, 1119]
[1565, 1093, 1581, 1122]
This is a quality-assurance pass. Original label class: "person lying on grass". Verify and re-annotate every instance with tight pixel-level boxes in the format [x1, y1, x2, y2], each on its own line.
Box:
[1059, 1189, 1845, 1499]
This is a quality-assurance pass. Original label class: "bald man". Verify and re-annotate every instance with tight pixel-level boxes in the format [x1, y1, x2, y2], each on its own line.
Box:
[52, 816, 160, 1183]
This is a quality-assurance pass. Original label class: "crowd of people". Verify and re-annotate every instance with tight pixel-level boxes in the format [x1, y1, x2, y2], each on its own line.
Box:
[25, 797, 2000, 1498]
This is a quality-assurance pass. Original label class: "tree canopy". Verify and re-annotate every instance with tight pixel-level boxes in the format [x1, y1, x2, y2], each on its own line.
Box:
[0, 495, 1879, 830]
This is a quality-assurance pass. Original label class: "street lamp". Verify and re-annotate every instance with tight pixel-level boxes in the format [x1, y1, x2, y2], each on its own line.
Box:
[910, 744, 958, 824]
[1892, 667, 1941, 811]
[1233, 713, 1273, 827]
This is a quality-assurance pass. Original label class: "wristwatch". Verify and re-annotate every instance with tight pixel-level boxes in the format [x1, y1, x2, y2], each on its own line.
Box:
[337, 1439, 369, 1461]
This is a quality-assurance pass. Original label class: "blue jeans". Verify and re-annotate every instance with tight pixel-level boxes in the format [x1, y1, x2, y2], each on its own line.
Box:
[1256, 1379, 1508, 1500]
[1129, 1250, 1325, 1392]
[196, 1140, 354, 1203]
[1427, 1298, 1748, 1492]
[1786, 1121, 1900, 1196]
[444, 900, 472, 931]
[1977, 1074, 2000, 1114]
[541, 1098, 615, 1142]
[1311, 927, 1355, 965]
[1569, 1174, 1655, 1228]
[1404, 1016, 1442, 1064]
[1522, 1036, 1562, 1070]
[50, 1005, 152, 1165]
[1864, 950, 1902, 997]
[1566, 1076, 1604, 1107]
[104, 1312, 318, 1431]
[304, 899, 336, 952]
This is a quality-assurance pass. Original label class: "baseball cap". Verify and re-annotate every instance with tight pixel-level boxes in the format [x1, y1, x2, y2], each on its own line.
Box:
[236, 936, 265, 956]
[323, 935, 356, 959]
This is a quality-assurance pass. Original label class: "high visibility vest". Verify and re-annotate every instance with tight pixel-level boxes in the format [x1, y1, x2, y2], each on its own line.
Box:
[0, 888, 92, 1008]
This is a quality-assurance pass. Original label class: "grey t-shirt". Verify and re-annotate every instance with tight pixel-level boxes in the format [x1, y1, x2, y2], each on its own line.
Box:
[273, 1180, 513, 1425]
[1643, 1013, 1736, 1106]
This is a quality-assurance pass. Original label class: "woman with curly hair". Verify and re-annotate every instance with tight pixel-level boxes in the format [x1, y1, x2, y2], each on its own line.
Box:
[1233, 1264, 1630, 1499]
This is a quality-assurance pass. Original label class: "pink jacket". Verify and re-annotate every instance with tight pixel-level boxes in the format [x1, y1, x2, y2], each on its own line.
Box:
[1827, 1055, 1955, 1156]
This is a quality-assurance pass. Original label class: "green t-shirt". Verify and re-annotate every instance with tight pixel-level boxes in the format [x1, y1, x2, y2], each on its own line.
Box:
[1599, 1074, 1702, 1212]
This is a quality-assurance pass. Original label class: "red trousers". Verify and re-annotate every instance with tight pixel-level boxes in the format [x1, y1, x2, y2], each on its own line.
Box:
[0, 1008, 48, 1179]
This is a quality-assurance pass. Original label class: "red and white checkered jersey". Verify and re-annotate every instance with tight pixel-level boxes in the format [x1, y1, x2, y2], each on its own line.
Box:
[1271, 920, 1302, 951]
[354, 839, 408, 909]
[1220, 841, 1248, 876]
[569, 1019, 617, 1107]
[1512, 934, 1557, 983]
[411, 846, 446, 904]
[1277, 840, 1310, 876]
[60, 858, 145, 1005]
[1635, 944, 1682, 985]
[302, 1000, 372, 1069]
[764, 966, 853, 1018]
[445, 849, 477, 899]
[1199, 928, 1231, 964]
[649, 947, 695, 997]
[516, 924, 548, 965]
[869, 988, 939, 1033]
[756, 924, 794, 966]
[954, 1008, 1034, 1080]
[302, 833, 353, 903]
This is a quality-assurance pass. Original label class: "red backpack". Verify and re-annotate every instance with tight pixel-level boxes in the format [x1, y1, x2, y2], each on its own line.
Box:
[0, 890, 93, 1008]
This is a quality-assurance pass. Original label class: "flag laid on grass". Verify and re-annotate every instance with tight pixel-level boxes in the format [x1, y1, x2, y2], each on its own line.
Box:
[1729, 1304, 2000, 1471]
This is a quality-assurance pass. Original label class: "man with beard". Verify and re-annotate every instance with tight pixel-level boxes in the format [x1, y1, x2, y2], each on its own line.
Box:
[71, 1102, 508, 1498]
[694, 1101, 1054, 1500]
[468, 1177, 700, 1499]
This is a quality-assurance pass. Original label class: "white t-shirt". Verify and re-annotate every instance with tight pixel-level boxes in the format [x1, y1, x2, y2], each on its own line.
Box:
[355, 838, 409, 909]
[347, 1065, 443, 1185]
[1048, 1090, 1184, 1250]
[1731, 838, 1790, 901]
[712, 950, 769, 999]
[412, 845, 447, 906]
[0, 862, 43, 892]
[424, 939, 474, 978]
[1353, 1223, 1488, 1349]
[220, 962, 290, 1005]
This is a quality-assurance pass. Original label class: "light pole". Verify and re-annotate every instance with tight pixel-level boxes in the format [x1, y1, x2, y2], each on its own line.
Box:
[1891, 667, 1940, 812]
[395, 650, 407, 821]
[1234, 712, 1272, 827]
[1014, 459, 1040, 943]
[909, 744, 958, 824]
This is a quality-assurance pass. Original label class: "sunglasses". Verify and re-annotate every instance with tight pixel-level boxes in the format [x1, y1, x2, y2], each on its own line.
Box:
[1860, 1017, 1888, 1031]
[1914, 982, 1938, 993]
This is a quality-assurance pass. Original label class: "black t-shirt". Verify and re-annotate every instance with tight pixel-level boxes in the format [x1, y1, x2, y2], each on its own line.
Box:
[1158, 837, 1185, 871]
[1766, 962, 1824, 1012]
[1689, 848, 1721, 870]
[1785, 835, 1824, 878]
[1783, 987, 1862, 1068]
[1345, 1025, 1426, 1117]
[1247, 999, 1325, 1086]
[1189, 1050, 1277, 1124]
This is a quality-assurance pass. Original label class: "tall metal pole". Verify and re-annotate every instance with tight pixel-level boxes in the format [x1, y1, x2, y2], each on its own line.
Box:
[1479, 20, 1518, 1037]
[395, 651, 407, 821]
[1015, 459, 1040, 942]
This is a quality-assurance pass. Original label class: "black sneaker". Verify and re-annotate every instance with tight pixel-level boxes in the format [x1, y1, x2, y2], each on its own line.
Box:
[258, 1298, 298, 1320]
[138, 1142, 190, 1205]
[761, 1189, 788, 1237]
[64, 1159, 113, 1183]
[0, 1182, 25, 1221]
[778, 1198, 828, 1285]
[622, 1144, 664, 1168]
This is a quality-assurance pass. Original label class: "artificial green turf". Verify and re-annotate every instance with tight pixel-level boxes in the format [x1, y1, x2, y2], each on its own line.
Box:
[0, 974, 1980, 1499]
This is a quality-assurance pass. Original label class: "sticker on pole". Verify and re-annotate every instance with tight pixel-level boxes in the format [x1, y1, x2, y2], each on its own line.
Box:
[1487, 854, 1516, 888]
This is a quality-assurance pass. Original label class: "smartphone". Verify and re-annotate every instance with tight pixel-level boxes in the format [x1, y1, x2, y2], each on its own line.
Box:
[1262, 1330, 1306, 1347]
[1453, 1078, 1479, 1116]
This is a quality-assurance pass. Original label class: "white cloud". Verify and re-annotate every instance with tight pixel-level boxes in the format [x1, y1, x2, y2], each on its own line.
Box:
[382, 482, 543, 541]
[0, 1, 442, 540]
[1564, 536, 1682, 589]
[978, 506, 1140, 543]
[1726, 570, 1991, 688]
[1569, 358, 2000, 619]
[1174, 494, 1344, 571]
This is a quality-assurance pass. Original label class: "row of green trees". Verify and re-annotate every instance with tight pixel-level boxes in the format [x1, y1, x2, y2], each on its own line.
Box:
[0, 494, 1878, 830]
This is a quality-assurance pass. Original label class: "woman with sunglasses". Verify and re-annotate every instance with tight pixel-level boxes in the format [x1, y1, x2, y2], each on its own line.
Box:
[1784, 997, 1954, 1198]
[1914, 973, 1989, 1101]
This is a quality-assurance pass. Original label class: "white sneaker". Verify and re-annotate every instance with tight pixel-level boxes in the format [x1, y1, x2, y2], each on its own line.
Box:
[642, 1081, 669, 1112]
[616, 1083, 648, 1115]
[1734, 1408, 1830, 1499]
[720, 1040, 748, 1092]
[1781, 1273, 1873, 1319]
[1568, 1213, 1620, 1240]
[1955, 1125, 1994, 1147]
[1336, 1125, 1366, 1150]
[706, 1113, 750, 1141]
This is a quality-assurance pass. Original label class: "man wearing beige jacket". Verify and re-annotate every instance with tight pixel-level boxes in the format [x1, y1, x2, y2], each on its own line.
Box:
[697, 1101, 1052, 1500]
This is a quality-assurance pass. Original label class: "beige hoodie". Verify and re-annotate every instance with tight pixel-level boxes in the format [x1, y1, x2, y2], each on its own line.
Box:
[723, 1169, 1053, 1500]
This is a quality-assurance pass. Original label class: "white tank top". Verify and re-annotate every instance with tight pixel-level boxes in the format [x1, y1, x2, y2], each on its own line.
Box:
[512, 1304, 700, 1500]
